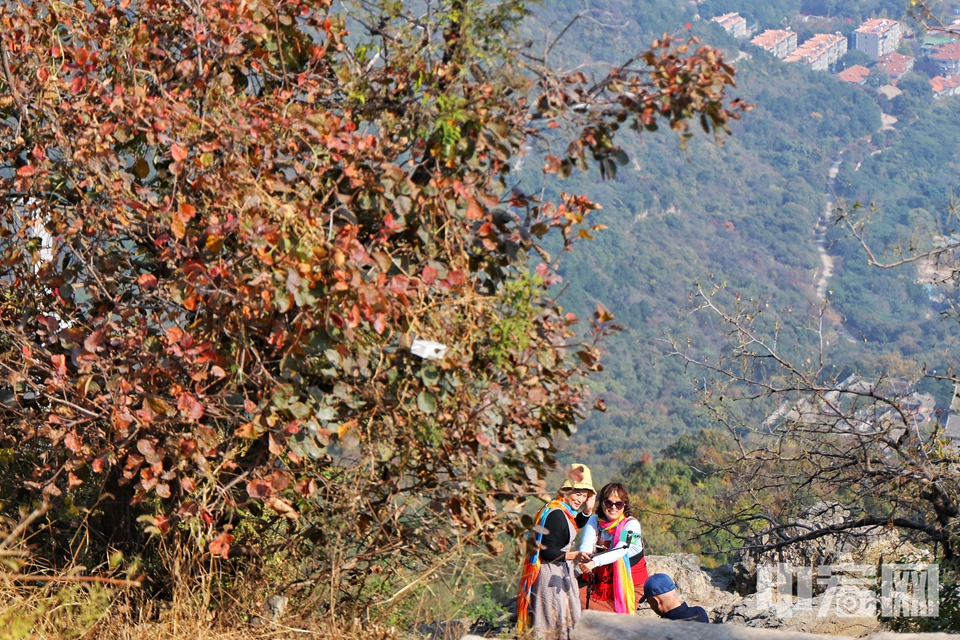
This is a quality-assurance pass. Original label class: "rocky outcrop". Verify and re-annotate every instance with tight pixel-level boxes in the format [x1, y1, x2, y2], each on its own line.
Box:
[732, 503, 929, 597]
[632, 554, 876, 636]
[647, 554, 740, 607]
[713, 595, 879, 637]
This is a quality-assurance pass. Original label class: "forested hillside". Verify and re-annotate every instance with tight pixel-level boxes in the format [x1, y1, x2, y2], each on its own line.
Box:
[525, 0, 960, 474]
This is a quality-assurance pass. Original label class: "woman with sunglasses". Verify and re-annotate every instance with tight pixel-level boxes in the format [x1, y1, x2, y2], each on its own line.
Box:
[517, 464, 597, 639]
[576, 482, 648, 614]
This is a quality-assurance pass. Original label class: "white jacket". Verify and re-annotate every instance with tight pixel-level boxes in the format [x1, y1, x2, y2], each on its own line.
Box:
[578, 515, 643, 568]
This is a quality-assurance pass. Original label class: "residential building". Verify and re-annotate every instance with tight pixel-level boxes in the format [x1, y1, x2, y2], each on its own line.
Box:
[930, 42, 960, 78]
[931, 75, 960, 98]
[751, 29, 798, 59]
[711, 12, 748, 39]
[852, 19, 901, 59]
[944, 383, 960, 445]
[785, 33, 848, 71]
[875, 52, 914, 83]
[837, 64, 871, 84]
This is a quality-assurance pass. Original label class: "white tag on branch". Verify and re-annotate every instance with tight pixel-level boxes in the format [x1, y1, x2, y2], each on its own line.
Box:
[411, 339, 447, 360]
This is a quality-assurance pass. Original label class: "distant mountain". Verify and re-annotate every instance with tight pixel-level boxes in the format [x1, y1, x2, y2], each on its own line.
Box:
[521, 0, 958, 477]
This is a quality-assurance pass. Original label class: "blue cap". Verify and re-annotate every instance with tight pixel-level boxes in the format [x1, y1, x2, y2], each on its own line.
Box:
[639, 573, 677, 603]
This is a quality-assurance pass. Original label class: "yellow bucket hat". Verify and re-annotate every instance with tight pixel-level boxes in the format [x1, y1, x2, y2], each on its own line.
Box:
[560, 463, 595, 493]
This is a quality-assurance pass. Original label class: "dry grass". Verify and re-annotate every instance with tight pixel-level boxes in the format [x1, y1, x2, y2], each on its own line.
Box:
[0, 582, 407, 640]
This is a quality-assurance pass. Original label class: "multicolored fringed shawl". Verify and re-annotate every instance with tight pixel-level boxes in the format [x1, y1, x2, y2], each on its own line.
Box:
[597, 514, 637, 614]
[516, 499, 578, 632]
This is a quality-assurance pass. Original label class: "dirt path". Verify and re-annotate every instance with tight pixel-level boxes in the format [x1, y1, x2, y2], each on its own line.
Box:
[813, 152, 857, 343]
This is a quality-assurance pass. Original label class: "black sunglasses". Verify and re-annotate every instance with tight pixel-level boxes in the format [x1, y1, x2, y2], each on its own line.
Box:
[603, 500, 625, 510]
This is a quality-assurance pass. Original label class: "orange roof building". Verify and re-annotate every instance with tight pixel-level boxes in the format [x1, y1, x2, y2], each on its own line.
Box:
[931, 75, 960, 98]
[930, 42, 960, 78]
[876, 52, 914, 82]
[837, 64, 871, 84]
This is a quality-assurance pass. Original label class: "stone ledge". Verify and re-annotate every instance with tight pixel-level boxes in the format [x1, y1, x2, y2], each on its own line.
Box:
[460, 612, 956, 640]
[461, 611, 957, 640]
[573, 612, 857, 640]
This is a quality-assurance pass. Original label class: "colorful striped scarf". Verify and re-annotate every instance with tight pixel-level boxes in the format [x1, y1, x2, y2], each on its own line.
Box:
[598, 514, 636, 614]
[516, 499, 578, 632]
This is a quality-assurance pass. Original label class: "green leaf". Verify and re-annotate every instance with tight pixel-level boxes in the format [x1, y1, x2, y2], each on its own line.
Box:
[289, 432, 325, 459]
[420, 363, 440, 387]
[417, 390, 436, 414]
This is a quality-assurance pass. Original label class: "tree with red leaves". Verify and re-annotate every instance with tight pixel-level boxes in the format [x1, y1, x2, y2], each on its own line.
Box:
[0, 0, 745, 613]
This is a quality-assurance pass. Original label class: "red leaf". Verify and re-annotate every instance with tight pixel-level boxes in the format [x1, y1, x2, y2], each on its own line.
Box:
[70, 75, 86, 94]
[246, 478, 273, 499]
[84, 328, 105, 353]
[446, 270, 465, 287]
[266, 496, 299, 520]
[296, 477, 318, 496]
[165, 326, 184, 344]
[465, 195, 484, 220]
[171, 144, 188, 162]
[209, 532, 234, 559]
[137, 439, 156, 457]
[17, 165, 36, 177]
[268, 433, 284, 456]
[51, 354, 67, 377]
[178, 202, 196, 220]
[422, 266, 437, 285]
[68, 472, 83, 489]
[138, 273, 158, 289]
[270, 470, 290, 491]
[65, 431, 82, 453]
[178, 393, 205, 421]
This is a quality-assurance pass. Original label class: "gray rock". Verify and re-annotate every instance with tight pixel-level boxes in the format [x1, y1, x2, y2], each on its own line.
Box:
[265, 594, 288, 618]
[414, 618, 470, 639]
[645, 554, 742, 611]
[714, 592, 880, 637]
[461, 611, 953, 640]
[572, 610, 857, 640]
[249, 593, 288, 627]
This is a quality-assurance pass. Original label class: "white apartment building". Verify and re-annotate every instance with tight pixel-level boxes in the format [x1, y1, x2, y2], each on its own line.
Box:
[711, 12, 748, 39]
[751, 29, 798, 59]
[785, 33, 848, 71]
[852, 19, 901, 59]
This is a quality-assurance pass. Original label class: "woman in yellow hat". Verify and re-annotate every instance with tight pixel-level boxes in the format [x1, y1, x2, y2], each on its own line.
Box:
[516, 463, 596, 639]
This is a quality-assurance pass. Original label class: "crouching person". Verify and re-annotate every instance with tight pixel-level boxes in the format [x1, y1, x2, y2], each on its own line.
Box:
[639, 573, 710, 623]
